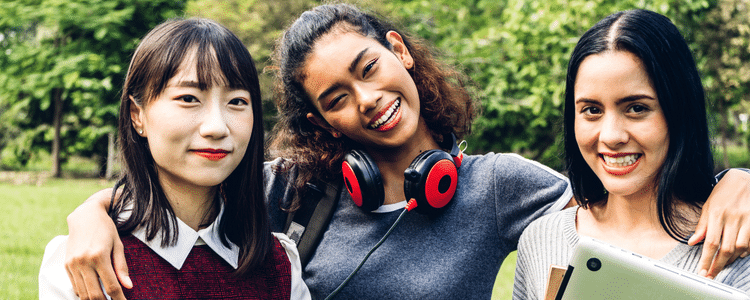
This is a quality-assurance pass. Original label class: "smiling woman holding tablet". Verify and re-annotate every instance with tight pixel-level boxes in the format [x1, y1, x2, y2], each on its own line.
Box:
[513, 9, 750, 299]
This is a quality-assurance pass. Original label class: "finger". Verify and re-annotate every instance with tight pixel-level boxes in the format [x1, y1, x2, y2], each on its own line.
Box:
[696, 217, 723, 277]
[65, 266, 82, 298]
[689, 212, 709, 246]
[74, 269, 91, 300]
[81, 255, 110, 300]
[112, 238, 132, 289]
[735, 224, 750, 259]
[707, 229, 736, 279]
[98, 263, 126, 299]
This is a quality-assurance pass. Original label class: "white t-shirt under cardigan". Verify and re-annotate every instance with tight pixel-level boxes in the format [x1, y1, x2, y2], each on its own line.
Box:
[512, 206, 750, 299]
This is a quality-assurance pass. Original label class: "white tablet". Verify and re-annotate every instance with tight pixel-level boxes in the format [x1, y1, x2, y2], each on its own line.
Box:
[556, 236, 749, 300]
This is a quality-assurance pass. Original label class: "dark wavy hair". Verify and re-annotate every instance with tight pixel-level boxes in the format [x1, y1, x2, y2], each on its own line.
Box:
[109, 18, 271, 275]
[270, 3, 476, 205]
[563, 9, 714, 241]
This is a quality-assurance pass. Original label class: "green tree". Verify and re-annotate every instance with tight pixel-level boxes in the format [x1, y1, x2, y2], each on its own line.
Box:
[0, 0, 184, 176]
[384, 0, 719, 170]
[692, 0, 750, 168]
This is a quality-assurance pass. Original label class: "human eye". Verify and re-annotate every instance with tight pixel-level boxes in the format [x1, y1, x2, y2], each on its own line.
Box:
[363, 58, 378, 77]
[581, 106, 601, 116]
[229, 97, 249, 106]
[327, 94, 346, 110]
[627, 104, 650, 114]
[176, 94, 199, 103]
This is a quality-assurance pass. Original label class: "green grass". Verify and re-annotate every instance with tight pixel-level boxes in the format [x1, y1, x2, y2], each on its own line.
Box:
[493, 251, 518, 299]
[1, 178, 112, 300]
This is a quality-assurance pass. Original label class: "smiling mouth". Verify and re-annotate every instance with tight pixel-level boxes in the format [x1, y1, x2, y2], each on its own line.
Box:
[601, 153, 641, 167]
[193, 149, 229, 161]
[368, 99, 401, 130]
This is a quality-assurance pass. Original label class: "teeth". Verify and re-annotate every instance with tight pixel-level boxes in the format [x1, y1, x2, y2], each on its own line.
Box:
[602, 154, 639, 167]
[369, 100, 400, 129]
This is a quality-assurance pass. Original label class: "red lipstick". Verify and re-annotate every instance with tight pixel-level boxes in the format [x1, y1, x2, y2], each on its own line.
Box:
[600, 153, 641, 176]
[193, 149, 229, 161]
[369, 99, 402, 132]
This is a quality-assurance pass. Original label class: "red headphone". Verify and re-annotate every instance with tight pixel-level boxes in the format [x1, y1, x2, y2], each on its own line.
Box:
[341, 133, 463, 215]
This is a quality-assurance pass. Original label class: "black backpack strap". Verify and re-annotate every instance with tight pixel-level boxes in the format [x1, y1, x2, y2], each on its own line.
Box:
[284, 180, 342, 268]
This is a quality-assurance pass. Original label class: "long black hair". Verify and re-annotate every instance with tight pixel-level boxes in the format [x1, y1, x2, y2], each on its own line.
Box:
[564, 9, 715, 242]
[109, 18, 271, 275]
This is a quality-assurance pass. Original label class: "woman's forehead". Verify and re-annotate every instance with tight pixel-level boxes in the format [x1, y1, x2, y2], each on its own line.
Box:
[172, 46, 231, 88]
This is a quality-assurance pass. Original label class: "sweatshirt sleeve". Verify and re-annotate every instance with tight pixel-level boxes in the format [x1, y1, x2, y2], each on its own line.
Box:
[490, 153, 572, 249]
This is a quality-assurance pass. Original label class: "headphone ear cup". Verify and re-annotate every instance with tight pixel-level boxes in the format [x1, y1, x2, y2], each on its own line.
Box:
[342, 150, 384, 211]
[403, 150, 457, 215]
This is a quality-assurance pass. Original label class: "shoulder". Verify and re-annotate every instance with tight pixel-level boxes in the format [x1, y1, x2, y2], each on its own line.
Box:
[39, 236, 81, 299]
[519, 206, 576, 247]
[272, 232, 299, 260]
[272, 232, 312, 300]
[462, 153, 568, 183]
[264, 157, 294, 181]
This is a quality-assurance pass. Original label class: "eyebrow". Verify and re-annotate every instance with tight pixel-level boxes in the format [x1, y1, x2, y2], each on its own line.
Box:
[170, 80, 201, 88]
[575, 94, 656, 105]
[168, 80, 245, 92]
[316, 47, 370, 104]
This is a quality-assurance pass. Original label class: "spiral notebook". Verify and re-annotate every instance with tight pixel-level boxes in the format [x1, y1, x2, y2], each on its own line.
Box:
[555, 236, 749, 300]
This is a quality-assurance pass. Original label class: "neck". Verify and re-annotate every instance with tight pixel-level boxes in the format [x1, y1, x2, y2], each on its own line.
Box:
[366, 121, 441, 205]
[577, 189, 681, 259]
[590, 192, 662, 232]
[158, 174, 218, 231]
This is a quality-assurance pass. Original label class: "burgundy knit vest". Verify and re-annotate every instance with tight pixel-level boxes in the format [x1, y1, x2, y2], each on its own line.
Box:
[120, 234, 291, 299]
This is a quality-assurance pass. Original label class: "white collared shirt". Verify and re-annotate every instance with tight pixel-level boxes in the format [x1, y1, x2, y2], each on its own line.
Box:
[39, 206, 310, 300]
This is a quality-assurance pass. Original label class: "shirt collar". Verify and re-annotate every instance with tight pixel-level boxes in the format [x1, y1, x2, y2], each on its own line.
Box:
[130, 203, 239, 270]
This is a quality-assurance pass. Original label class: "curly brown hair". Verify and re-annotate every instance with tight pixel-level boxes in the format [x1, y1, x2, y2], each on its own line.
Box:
[269, 4, 477, 208]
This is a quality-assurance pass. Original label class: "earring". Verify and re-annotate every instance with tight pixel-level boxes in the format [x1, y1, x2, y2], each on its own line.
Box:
[332, 132, 341, 138]
[139, 129, 143, 134]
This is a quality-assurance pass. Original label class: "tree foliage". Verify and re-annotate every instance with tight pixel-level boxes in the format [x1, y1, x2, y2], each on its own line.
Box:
[691, 0, 750, 167]
[1, 0, 748, 174]
[0, 0, 184, 175]
[380, 0, 733, 169]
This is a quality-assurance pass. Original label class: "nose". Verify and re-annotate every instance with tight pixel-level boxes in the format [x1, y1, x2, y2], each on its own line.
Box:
[599, 113, 629, 147]
[199, 101, 230, 140]
[353, 83, 380, 114]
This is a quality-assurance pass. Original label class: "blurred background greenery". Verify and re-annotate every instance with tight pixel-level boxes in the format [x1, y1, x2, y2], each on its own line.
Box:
[1, 0, 749, 299]
[1, 0, 749, 178]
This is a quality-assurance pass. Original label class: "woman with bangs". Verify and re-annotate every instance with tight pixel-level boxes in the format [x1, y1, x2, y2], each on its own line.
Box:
[61, 4, 750, 300]
[39, 18, 310, 299]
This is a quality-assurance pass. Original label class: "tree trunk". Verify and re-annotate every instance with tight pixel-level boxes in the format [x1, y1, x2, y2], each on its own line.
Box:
[51, 88, 63, 178]
[105, 131, 115, 180]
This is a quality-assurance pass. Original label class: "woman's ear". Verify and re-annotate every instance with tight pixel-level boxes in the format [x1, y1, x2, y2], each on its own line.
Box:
[306, 112, 342, 138]
[130, 96, 146, 137]
[386, 31, 414, 70]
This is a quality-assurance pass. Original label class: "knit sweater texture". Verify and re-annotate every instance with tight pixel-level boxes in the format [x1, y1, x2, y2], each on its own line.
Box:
[121, 235, 291, 299]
